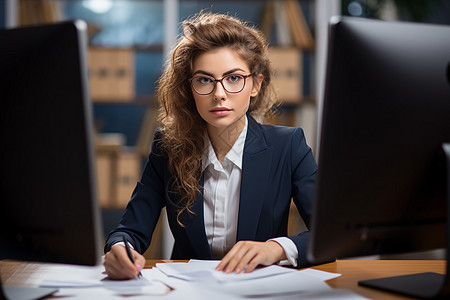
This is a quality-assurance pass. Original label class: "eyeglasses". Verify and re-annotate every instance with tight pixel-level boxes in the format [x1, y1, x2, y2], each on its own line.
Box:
[190, 74, 253, 95]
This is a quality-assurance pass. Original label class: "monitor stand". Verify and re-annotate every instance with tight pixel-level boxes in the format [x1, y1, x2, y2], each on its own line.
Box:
[359, 143, 450, 299]
[0, 268, 57, 300]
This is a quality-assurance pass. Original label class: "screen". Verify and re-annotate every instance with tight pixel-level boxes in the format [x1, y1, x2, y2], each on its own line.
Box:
[0, 20, 103, 267]
[308, 17, 450, 298]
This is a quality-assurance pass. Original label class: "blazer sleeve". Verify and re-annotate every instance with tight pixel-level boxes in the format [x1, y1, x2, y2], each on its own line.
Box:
[104, 130, 167, 254]
[287, 127, 318, 267]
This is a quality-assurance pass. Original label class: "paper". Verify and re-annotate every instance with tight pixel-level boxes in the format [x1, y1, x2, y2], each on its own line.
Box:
[198, 269, 333, 297]
[54, 284, 170, 299]
[142, 267, 190, 290]
[35, 263, 169, 298]
[150, 260, 370, 300]
[298, 268, 342, 281]
[150, 270, 367, 300]
[156, 259, 296, 282]
[22, 260, 366, 299]
[37, 264, 108, 288]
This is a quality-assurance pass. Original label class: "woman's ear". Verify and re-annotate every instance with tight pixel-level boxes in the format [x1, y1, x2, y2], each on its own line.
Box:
[250, 74, 264, 97]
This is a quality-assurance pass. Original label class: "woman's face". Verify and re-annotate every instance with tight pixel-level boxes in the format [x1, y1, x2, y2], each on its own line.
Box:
[191, 47, 262, 133]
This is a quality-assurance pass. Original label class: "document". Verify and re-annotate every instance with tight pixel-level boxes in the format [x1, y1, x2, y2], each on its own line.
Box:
[199, 270, 333, 297]
[36, 263, 169, 297]
[156, 259, 297, 282]
[151, 260, 368, 299]
[28, 261, 368, 299]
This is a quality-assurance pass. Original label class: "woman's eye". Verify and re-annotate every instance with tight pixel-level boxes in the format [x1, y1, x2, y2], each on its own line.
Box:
[197, 77, 213, 84]
[226, 75, 242, 83]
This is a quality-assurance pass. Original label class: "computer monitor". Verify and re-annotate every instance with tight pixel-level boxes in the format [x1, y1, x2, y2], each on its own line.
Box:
[0, 20, 103, 298]
[308, 17, 450, 298]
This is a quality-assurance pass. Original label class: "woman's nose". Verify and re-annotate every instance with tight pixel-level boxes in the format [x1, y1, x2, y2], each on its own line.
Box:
[213, 81, 227, 101]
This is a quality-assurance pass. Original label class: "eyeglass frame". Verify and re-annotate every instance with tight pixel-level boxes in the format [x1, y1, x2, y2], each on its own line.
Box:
[189, 73, 254, 95]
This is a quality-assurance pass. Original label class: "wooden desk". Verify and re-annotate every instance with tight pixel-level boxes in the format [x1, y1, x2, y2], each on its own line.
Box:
[310, 260, 446, 299]
[1, 260, 446, 299]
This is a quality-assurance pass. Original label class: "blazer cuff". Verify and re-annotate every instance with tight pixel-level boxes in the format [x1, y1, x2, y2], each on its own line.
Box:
[268, 237, 298, 267]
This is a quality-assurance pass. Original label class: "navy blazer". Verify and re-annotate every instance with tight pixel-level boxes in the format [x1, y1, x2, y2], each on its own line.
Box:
[105, 115, 317, 267]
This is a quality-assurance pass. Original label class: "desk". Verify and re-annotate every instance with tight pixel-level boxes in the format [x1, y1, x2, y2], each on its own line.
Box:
[1, 260, 446, 299]
[310, 260, 446, 299]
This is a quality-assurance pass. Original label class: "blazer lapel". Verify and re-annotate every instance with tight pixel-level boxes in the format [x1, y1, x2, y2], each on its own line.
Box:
[182, 175, 213, 259]
[237, 116, 273, 241]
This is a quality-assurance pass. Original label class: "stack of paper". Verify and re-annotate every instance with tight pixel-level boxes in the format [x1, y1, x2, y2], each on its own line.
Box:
[30, 260, 369, 299]
[37, 264, 169, 298]
[150, 260, 368, 299]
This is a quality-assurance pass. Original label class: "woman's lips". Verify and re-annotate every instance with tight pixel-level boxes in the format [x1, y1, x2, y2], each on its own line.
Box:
[210, 107, 232, 116]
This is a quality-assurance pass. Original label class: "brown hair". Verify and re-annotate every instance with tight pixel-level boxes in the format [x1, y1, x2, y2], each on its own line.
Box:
[156, 12, 277, 225]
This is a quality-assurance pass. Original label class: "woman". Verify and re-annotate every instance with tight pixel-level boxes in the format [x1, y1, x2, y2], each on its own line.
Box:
[103, 12, 317, 280]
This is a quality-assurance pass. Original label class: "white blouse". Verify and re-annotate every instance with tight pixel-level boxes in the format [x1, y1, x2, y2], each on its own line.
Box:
[202, 116, 298, 266]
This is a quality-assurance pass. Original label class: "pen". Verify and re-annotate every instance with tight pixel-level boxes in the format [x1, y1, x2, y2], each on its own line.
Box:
[122, 235, 143, 278]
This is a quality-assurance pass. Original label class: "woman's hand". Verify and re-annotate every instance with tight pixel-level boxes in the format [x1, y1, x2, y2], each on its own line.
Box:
[216, 240, 286, 274]
[103, 244, 146, 280]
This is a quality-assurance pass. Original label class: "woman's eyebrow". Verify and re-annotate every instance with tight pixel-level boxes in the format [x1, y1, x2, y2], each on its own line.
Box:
[192, 70, 214, 77]
[192, 68, 246, 77]
[223, 68, 246, 76]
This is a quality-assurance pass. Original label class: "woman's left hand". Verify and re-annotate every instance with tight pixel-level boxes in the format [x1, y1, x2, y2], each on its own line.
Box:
[216, 240, 286, 274]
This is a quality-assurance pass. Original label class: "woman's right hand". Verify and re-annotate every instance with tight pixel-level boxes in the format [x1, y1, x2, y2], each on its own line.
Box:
[103, 243, 146, 280]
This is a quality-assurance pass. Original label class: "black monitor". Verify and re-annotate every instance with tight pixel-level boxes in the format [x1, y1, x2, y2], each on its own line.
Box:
[308, 17, 450, 298]
[0, 20, 103, 299]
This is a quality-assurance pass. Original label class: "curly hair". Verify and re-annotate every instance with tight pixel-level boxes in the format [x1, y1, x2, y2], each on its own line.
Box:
[156, 12, 277, 225]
